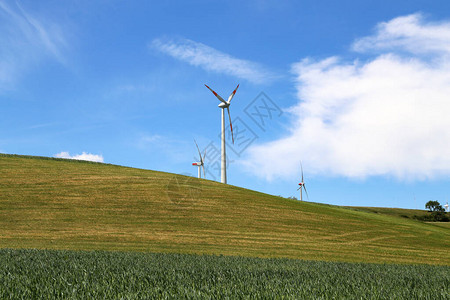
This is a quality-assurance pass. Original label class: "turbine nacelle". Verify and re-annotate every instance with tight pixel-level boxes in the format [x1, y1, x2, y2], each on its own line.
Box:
[218, 102, 230, 108]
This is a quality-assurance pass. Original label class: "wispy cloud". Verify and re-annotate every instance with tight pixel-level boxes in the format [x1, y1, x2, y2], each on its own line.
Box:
[54, 151, 104, 163]
[0, 0, 68, 90]
[353, 13, 450, 55]
[137, 134, 164, 148]
[243, 14, 450, 181]
[135, 133, 193, 165]
[150, 37, 275, 84]
[27, 122, 59, 130]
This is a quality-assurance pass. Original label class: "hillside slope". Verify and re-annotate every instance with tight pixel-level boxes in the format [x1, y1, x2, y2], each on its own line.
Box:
[346, 206, 449, 221]
[0, 154, 448, 265]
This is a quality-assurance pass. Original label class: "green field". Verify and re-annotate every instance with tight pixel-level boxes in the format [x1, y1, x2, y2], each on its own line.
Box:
[1, 249, 448, 299]
[347, 206, 449, 222]
[0, 154, 449, 265]
[346, 206, 431, 219]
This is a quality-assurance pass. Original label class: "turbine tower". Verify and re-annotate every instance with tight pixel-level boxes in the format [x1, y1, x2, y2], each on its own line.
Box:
[445, 201, 449, 213]
[297, 163, 309, 201]
[192, 139, 206, 179]
[205, 84, 239, 184]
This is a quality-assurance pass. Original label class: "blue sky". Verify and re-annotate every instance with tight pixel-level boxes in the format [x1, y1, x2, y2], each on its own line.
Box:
[1, 0, 450, 209]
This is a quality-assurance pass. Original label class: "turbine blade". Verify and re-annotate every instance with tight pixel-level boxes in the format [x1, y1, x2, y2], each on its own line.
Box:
[194, 139, 202, 162]
[227, 107, 234, 144]
[202, 149, 207, 162]
[205, 84, 227, 103]
[301, 162, 304, 182]
[227, 84, 239, 103]
[303, 185, 309, 200]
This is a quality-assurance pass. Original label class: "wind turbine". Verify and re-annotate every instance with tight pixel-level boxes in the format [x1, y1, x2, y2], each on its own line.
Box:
[192, 139, 206, 179]
[297, 163, 309, 201]
[205, 84, 239, 184]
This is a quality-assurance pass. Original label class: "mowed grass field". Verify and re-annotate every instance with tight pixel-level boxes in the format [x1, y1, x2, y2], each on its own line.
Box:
[346, 205, 449, 221]
[0, 154, 449, 265]
[346, 206, 431, 219]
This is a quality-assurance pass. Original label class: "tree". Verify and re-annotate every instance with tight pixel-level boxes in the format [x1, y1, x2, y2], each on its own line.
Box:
[424, 201, 448, 222]
[425, 201, 445, 212]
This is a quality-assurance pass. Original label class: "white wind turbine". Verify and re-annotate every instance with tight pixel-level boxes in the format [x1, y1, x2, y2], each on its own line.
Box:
[297, 163, 309, 201]
[192, 139, 206, 179]
[205, 84, 239, 184]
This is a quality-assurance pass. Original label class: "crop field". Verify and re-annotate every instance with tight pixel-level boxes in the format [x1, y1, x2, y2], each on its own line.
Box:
[0, 154, 449, 265]
[1, 249, 449, 299]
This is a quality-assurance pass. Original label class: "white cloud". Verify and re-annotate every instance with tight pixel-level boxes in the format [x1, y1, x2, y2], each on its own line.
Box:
[150, 38, 275, 84]
[353, 13, 450, 55]
[54, 151, 104, 163]
[243, 14, 450, 181]
[0, 1, 67, 90]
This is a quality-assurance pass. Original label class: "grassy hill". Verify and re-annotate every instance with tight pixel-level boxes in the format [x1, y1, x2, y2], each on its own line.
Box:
[346, 206, 430, 219]
[0, 154, 449, 265]
[346, 206, 450, 223]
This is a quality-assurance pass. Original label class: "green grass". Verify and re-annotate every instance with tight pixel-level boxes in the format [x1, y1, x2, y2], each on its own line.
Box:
[0, 154, 449, 265]
[346, 206, 430, 219]
[1, 249, 448, 299]
[346, 206, 449, 221]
